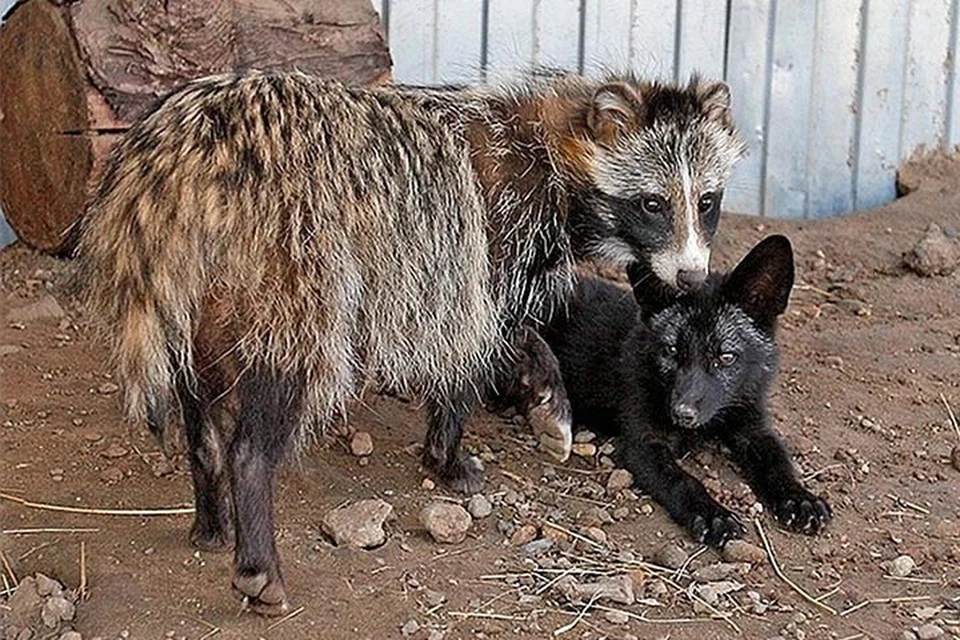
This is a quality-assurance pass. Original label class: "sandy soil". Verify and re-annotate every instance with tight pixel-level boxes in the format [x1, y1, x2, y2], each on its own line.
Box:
[1, 153, 959, 640]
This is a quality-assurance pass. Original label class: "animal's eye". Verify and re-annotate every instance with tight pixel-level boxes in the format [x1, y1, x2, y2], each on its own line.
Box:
[717, 352, 738, 367]
[640, 196, 665, 215]
[664, 344, 677, 357]
[698, 193, 717, 214]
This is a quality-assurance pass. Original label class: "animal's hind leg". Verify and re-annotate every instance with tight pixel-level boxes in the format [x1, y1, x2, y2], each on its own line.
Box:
[228, 367, 303, 616]
[422, 386, 484, 495]
[178, 379, 233, 552]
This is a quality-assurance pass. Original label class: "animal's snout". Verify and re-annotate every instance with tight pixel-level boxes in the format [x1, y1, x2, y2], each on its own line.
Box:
[672, 402, 698, 428]
[676, 269, 707, 292]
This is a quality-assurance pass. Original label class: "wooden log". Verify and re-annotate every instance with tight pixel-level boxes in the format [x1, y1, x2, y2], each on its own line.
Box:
[0, 0, 392, 254]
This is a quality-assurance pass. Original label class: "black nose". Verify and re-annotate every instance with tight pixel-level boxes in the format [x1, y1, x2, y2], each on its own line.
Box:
[676, 269, 707, 291]
[673, 403, 698, 428]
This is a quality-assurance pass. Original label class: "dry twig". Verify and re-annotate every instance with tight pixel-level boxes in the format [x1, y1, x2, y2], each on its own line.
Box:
[754, 519, 837, 615]
[0, 491, 194, 516]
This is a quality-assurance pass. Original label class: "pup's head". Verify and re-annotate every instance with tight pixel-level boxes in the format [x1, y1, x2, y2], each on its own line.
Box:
[563, 75, 745, 292]
[632, 235, 794, 429]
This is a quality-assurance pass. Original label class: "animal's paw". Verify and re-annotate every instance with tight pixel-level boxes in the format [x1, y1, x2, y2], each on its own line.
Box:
[772, 488, 832, 535]
[437, 453, 485, 495]
[232, 570, 289, 617]
[527, 398, 573, 463]
[688, 503, 746, 547]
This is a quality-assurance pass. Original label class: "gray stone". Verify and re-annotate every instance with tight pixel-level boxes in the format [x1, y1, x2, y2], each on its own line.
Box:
[420, 502, 471, 544]
[321, 499, 393, 548]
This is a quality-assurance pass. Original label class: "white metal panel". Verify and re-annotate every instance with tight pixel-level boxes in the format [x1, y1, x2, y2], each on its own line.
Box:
[948, 0, 960, 146]
[630, 0, 678, 80]
[806, 0, 861, 218]
[388, 0, 437, 84]
[532, 0, 581, 72]
[900, 0, 952, 159]
[581, 0, 633, 76]
[763, 1, 816, 219]
[435, 0, 484, 84]
[854, 0, 908, 211]
[723, 0, 772, 216]
[487, 0, 535, 81]
[676, 0, 726, 81]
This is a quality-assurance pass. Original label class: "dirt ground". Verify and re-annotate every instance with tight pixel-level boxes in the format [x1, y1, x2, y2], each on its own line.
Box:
[1, 153, 959, 640]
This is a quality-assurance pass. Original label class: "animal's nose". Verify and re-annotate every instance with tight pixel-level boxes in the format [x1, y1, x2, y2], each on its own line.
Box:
[673, 403, 698, 428]
[676, 269, 707, 291]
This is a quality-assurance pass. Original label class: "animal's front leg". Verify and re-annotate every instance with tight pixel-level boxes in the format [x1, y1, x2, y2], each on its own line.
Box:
[722, 409, 832, 535]
[422, 385, 485, 494]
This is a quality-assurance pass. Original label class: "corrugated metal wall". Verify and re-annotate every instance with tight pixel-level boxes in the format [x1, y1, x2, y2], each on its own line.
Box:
[380, 0, 960, 219]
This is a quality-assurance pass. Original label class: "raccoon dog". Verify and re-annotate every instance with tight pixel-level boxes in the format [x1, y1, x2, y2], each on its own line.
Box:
[73, 70, 744, 612]
[537, 236, 831, 546]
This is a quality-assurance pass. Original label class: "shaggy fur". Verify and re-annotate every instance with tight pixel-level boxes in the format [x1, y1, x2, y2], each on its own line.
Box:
[73, 70, 744, 612]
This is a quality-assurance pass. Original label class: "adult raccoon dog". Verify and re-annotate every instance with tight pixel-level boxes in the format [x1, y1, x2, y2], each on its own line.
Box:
[73, 70, 744, 612]
[532, 236, 831, 546]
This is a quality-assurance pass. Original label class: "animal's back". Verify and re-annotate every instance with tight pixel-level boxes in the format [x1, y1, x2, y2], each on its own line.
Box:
[76, 71, 501, 432]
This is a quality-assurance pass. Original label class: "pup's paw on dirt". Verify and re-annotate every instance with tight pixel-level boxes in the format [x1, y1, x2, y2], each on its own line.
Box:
[773, 490, 832, 535]
[689, 503, 746, 547]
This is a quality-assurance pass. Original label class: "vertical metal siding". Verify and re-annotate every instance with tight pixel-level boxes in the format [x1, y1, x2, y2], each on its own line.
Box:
[377, 0, 960, 219]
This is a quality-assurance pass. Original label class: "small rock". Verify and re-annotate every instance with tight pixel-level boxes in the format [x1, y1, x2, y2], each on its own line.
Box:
[421, 502, 472, 544]
[903, 223, 960, 277]
[886, 554, 916, 577]
[574, 574, 635, 605]
[612, 506, 630, 520]
[916, 623, 945, 639]
[511, 523, 538, 546]
[571, 442, 597, 457]
[692, 562, 750, 581]
[6, 296, 66, 323]
[350, 431, 374, 456]
[574, 430, 596, 443]
[421, 477, 436, 491]
[427, 631, 445, 640]
[603, 609, 630, 625]
[933, 519, 960, 539]
[322, 499, 393, 548]
[41, 596, 75, 628]
[83, 432, 103, 442]
[502, 489, 520, 505]
[722, 539, 767, 565]
[606, 469, 633, 492]
[151, 459, 174, 477]
[951, 445, 960, 472]
[522, 538, 554, 556]
[584, 526, 607, 545]
[60, 632, 83, 640]
[653, 543, 687, 569]
[903, 631, 920, 640]
[542, 524, 569, 545]
[97, 382, 120, 395]
[423, 588, 446, 607]
[467, 494, 492, 519]
[694, 580, 743, 605]
[99, 467, 124, 483]
[100, 443, 128, 459]
[35, 573, 63, 597]
[401, 619, 420, 636]
[9, 576, 42, 620]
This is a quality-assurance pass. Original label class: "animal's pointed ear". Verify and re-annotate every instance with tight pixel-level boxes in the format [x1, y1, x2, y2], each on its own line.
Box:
[587, 82, 642, 144]
[694, 77, 732, 123]
[722, 235, 795, 325]
[627, 261, 674, 318]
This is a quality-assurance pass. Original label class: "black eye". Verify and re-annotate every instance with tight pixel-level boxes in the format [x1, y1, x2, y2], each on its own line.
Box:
[641, 196, 665, 215]
[664, 344, 677, 356]
[698, 193, 717, 214]
[717, 352, 737, 367]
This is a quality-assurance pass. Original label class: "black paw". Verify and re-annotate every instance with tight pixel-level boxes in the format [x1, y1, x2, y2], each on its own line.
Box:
[773, 489, 832, 535]
[427, 452, 485, 495]
[688, 503, 746, 547]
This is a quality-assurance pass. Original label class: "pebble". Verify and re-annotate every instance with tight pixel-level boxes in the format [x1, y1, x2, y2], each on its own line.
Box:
[556, 574, 634, 605]
[606, 469, 633, 492]
[350, 431, 374, 456]
[99, 467, 124, 483]
[423, 588, 446, 607]
[421, 478, 436, 491]
[100, 443, 128, 459]
[522, 538, 554, 556]
[420, 502, 472, 544]
[603, 609, 630, 625]
[97, 382, 120, 395]
[151, 459, 174, 477]
[612, 506, 630, 520]
[511, 523, 538, 546]
[401, 619, 420, 636]
[692, 562, 750, 581]
[571, 443, 597, 458]
[467, 494, 492, 519]
[574, 430, 596, 443]
[886, 554, 916, 577]
[599, 442, 616, 456]
[60, 632, 83, 640]
[722, 539, 767, 565]
[951, 445, 960, 472]
[35, 573, 63, 597]
[653, 543, 687, 569]
[916, 623, 945, 639]
[903, 223, 960, 277]
[427, 630, 445, 640]
[584, 526, 607, 545]
[321, 499, 393, 548]
[41, 595, 76, 628]
[693, 580, 743, 606]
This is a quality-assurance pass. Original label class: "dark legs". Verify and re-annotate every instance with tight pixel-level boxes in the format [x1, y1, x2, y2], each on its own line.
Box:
[227, 368, 303, 616]
[178, 379, 233, 552]
[421, 385, 485, 495]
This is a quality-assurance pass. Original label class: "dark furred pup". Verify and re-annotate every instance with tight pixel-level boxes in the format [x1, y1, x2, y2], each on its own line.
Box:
[542, 235, 831, 546]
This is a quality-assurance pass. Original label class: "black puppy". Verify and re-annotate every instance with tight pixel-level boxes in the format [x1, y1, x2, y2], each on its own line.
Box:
[518, 235, 831, 546]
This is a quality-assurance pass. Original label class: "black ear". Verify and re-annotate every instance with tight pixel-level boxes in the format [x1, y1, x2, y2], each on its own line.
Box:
[627, 261, 675, 318]
[587, 82, 642, 144]
[722, 235, 795, 325]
